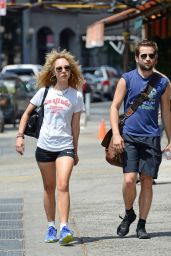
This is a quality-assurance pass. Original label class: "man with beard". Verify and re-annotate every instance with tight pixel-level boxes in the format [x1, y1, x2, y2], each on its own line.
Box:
[110, 39, 171, 239]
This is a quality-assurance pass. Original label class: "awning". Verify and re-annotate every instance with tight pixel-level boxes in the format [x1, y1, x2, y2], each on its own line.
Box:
[96, 8, 136, 25]
[86, 8, 137, 48]
[85, 0, 171, 48]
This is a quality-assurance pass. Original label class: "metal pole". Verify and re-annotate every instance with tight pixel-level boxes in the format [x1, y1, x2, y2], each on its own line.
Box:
[85, 93, 91, 120]
[0, 16, 1, 69]
[123, 0, 129, 72]
[22, 9, 30, 63]
[0, 16, 4, 70]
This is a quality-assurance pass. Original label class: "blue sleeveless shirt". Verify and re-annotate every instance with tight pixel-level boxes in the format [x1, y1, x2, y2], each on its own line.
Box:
[122, 69, 168, 136]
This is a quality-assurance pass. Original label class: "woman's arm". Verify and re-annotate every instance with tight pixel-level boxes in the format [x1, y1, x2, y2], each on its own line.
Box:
[71, 111, 81, 165]
[16, 103, 36, 155]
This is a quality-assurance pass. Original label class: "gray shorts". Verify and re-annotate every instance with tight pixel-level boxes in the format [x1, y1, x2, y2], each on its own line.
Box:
[122, 134, 162, 179]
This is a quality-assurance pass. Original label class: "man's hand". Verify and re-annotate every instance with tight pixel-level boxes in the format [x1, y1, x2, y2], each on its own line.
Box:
[112, 134, 125, 154]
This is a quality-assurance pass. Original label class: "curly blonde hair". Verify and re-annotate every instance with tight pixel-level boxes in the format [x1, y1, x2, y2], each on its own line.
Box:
[36, 49, 84, 90]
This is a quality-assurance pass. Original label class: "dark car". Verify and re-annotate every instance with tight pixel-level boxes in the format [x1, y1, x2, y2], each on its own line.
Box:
[0, 73, 33, 125]
[0, 91, 15, 126]
[0, 109, 4, 132]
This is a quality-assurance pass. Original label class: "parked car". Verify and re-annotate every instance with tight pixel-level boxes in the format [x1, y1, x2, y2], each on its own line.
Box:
[82, 66, 120, 100]
[24, 77, 38, 93]
[83, 72, 103, 102]
[0, 91, 15, 126]
[0, 73, 34, 125]
[0, 108, 4, 133]
[1, 64, 42, 82]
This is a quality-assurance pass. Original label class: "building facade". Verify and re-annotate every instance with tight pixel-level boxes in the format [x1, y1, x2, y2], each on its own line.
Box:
[1, 3, 109, 68]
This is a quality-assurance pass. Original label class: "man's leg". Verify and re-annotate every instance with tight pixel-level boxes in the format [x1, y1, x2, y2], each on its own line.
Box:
[136, 174, 153, 239]
[117, 172, 137, 237]
[123, 172, 137, 209]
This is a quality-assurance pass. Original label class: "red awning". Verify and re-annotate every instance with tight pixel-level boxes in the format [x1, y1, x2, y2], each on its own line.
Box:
[96, 8, 136, 25]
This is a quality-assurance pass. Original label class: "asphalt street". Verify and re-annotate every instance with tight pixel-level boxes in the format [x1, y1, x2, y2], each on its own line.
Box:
[0, 101, 171, 256]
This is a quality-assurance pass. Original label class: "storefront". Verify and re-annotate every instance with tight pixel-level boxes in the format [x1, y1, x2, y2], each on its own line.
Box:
[85, 0, 171, 77]
[144, 6, 171, 79]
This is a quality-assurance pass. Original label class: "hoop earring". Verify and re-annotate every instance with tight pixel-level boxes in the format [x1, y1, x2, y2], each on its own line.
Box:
[50, 75, 57, 82]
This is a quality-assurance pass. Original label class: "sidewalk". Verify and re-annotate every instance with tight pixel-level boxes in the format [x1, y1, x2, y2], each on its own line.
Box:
[0, 120, 171, 256]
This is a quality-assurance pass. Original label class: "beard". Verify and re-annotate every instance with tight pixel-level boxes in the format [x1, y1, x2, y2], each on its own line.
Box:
[139, 63, 153, 71]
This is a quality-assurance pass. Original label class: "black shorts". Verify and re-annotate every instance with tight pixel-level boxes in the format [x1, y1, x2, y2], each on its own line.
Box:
[35, 147, 75, 162]
[123, 134, 162, 179]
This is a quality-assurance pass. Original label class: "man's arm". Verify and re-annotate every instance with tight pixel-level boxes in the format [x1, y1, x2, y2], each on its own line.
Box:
[161, 82, 171, 154]
[110, 77, 127, 153]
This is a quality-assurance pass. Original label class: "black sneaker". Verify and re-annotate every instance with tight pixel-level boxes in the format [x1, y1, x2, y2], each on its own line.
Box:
[117, 212, 136, 237]
[136, 226, 150, 239]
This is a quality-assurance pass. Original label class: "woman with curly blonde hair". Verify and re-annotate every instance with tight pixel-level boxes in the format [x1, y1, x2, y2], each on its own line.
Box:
[16, 49, 84, 245]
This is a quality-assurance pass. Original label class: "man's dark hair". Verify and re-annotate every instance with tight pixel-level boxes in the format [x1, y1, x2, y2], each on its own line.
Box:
[135, 39, 158, 57]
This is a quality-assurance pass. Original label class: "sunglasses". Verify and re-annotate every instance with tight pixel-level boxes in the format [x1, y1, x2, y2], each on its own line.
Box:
[56, 65, 70, 72]
[140, 53, 156, 60]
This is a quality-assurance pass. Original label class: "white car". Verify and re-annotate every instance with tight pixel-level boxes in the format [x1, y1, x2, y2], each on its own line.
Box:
[1, 64, 42, 82]
[82, 66, 120, 100]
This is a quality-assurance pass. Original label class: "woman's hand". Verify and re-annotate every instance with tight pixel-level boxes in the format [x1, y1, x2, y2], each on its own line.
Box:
[15, 103, 36, 156]
[74, 152, 79, 165]
[16, 136, 25, 155]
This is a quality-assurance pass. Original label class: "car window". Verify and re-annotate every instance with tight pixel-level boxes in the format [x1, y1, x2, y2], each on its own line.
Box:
[82, 68, 96, 76]
[3, 79, 27, 94]
[94, 69, 103, 78]
[0, 84, 8, 94]
[108, 70, 114, 78]
[2, 80, 16, 94]
[24, 78, 39, 92]
[5, 69, 35, 76]
[37, 67, 42, 72]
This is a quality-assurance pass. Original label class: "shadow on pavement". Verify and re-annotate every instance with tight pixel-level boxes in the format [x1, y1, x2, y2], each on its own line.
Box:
[150, 231, 171, 237]
[152, 181, 171, 185]
[73, 235, 118, 245]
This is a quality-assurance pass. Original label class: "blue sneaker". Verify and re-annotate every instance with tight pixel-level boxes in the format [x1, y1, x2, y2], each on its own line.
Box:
[59, 226, 74, 245]
[45, 226, 57, 243]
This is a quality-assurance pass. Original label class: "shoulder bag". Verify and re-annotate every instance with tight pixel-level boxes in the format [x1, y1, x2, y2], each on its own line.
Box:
[24, 87, 49, 139]
[101, 73, 160, 167]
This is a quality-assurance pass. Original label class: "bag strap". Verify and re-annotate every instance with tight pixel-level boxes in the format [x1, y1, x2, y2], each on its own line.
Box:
[120, 72, 161, 125]
[40, 87, 49, 107]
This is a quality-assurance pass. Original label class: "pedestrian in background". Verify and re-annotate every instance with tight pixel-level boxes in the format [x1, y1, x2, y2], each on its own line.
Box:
[110, 39, 171, 239]
[16, 49, 84, 245]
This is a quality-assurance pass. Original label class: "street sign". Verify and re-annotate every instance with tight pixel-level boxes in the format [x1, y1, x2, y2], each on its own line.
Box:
[0, 0, 6, 16]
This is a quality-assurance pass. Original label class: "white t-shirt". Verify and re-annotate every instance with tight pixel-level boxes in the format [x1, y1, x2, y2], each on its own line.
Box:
[30, 86, 84, 151]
